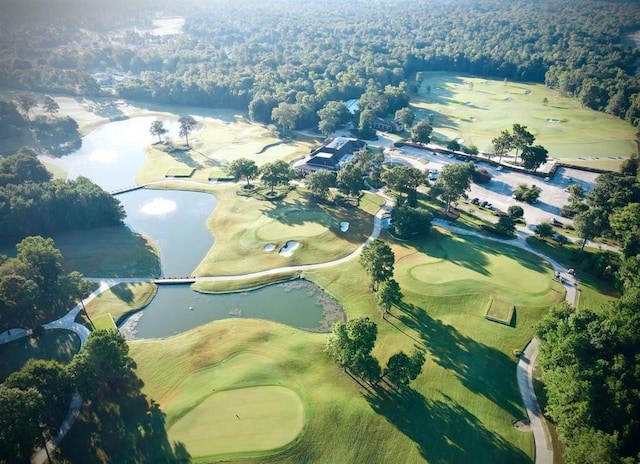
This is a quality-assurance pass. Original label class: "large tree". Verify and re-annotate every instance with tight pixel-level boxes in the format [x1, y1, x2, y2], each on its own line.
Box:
[573, 207, 608, 253]
[410, 120, 433, 144]
[382, 349, 426, 388]
[317, 101, 350, 136]
[608, 203, 640, 258]
[227, 157, 259, 187]
[491, 130, 513, 165]
[16, 93, 37, 118]
[304, 169, 336, 200]
[149, 120, 168, 143]
[381, 165, 424, 203]
[395, 107, 414, 130]
[325, 317, 380, 382]
[390, 205, 432, 238]
[359, 239, 394, 290]
[336, 162, 365, 198]
[271, 102, 299, 134]
[178, 115, 196, 147]
[0, 385, 44, 461]
[431, 162, 473, 213]
[259, 160, 294, 194]
[41, 95, 60, 116]
[521, 144, 548, 170]
[377, 278, 403, 317]
[510, 124, 535, 163]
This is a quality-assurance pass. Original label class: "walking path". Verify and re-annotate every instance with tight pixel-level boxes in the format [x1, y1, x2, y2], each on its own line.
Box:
[3, 189, 563, 464]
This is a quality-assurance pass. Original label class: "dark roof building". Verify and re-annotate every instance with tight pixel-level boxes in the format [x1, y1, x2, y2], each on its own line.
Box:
[293, 137, 367, 172]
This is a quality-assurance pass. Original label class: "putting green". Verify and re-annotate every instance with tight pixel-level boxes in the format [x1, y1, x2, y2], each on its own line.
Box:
[168, 385, 305, 457]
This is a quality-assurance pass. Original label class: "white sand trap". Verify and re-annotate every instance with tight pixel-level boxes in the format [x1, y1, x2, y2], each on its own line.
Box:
[263, 243, 276, 252]
[140, 198, 177, 215]
[547, 118, 561, 123]
[340, 222, 350, 232]
[278, 240, 299, 257]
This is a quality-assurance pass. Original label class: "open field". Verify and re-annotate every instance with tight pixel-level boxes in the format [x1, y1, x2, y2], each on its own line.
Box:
[192, 185, 385, 276]
[412, 73, 637, 162]
[0, 331, 80, 382]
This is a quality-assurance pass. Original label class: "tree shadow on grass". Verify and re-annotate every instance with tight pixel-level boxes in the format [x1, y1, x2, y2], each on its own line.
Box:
[397, 302, 524, 420]
[364, 386, 530, 464]
[59, 375, 191, 463]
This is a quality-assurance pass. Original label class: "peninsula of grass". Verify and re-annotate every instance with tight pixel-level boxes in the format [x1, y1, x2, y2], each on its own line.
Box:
[192, 184, 385, 276]
[91, 313, 117, 331]
[84, 282, 157, 323]
[0, 331, 80, 382]
[413, 72, 636, 162]
[52, 226, 161, 278]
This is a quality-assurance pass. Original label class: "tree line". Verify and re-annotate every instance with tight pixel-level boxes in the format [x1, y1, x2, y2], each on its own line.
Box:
[1, 0, 640, 128]
[0, 148, 125, 244]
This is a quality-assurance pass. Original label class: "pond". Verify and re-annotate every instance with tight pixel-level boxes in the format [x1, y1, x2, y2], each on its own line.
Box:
[120, 279, 346, 339]
[40, 116, 181, 192]
[117, 188, 216, 277]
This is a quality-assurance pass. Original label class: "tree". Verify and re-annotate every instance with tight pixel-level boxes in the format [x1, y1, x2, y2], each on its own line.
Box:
[511, 124, 535, 163]
[259, 160, 294, 194]
[395, 107, 414, 130]
[5, 359, 72, 429]
[0, 385, 44, 461]
[495, 215, 516, 236]
[390, 205, 432, 238]
[447, 139, 461, 151]
[336, 162, 365, 198]
[534, 222, 554, 239]
[325, 317, 379, 381]
[358, 108, 376, 139]
[619, 155, 638, 177]
[573, 207, 608, 253]
[507, 205, 524, 218]
[304, 170, 336, 200]
[609, 203, 640, 258]
[567, 184, 586, 208]
[317, 101, 350, 136]
[513, 183, 541, 203]
[381, 165, 424, 203]
[359, 239, 394, 290]
[382, 349, 426, 387]
[0, 274, 39, 328]
[16, 236, 63, 294]
[431, 162, 473, 214]
[178, 115, 196, 147]
[41, 95, 60, 116]
[67, 329, 136, 397]
[271, 102, 299, 134]
[491, 130, 513, 165]
[521, 144, 548, 170]
[149, 120, 168, 143]
[226, 158, 258, 187]
[377, 278, 402, 316]
[410, 120, 433, 144]
[16, 93, 37, 118]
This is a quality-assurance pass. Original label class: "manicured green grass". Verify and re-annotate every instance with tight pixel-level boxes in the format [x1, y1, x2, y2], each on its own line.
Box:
[413, 73, 637, 160]
[165, 167, 195, 177]
[192, 185, 385, 276]
[0, 331, 80, 382]
[51, 226, 161, 278]
[485, 299, 515, 326]
[169, 384, 305, 458]
[125, 228, 570, 463]
[85, 282, 157, 324]
[92, 313, 117, 331]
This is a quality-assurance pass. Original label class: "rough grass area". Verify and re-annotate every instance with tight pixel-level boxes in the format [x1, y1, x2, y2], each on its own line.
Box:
[51, 226, 161, 278]
[192, 185, 384, 276]
[85, 282, 157, 324]
[0, 331, 80, 382]
[413, 73, 636, 160]
[165, 167, 195, 177]
[168, 385, 305, 458]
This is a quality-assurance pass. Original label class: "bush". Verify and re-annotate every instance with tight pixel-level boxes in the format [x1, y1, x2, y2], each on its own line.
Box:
[472, 168, 492, 184]
[508, 205, 524, 218]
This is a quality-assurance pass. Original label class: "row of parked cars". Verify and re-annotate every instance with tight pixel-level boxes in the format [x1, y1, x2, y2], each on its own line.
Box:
[470, 197, 495, 210]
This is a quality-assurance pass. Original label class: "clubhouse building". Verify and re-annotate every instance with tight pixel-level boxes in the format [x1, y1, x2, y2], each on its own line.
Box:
[293, 137, 367, 172]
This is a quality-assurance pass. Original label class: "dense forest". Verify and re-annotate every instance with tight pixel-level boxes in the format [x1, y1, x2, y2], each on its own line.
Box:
[0, 149, 125, 243]
[1, 0, 640, 129]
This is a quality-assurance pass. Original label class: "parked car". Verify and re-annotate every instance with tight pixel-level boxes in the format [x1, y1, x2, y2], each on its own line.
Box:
[496, 165, 504, 171]
[480, 200, 489, 207]
[471, 197, 480, 205]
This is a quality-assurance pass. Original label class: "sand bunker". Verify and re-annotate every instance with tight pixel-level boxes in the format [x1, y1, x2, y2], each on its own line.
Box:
[278, 240, 299, 257]
[263, 243, 276, 252]
[140, 198, 177, 215]
[340, 222, 349, 232]
[547, 118, 561, 123]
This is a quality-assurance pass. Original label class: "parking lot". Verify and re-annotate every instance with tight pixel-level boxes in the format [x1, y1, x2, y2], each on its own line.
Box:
[386, 145, 601, 227]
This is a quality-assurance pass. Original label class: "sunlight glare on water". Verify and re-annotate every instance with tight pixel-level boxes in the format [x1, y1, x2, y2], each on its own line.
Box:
[140, 198, 177, 215]
[88, 149, 119, 163]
